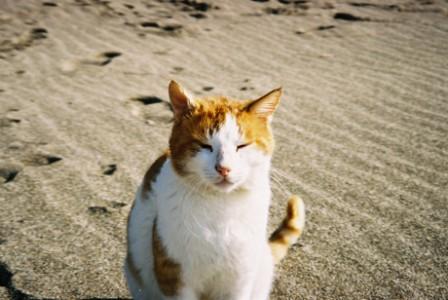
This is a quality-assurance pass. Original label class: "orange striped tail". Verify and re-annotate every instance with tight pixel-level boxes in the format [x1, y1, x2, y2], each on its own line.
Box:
[269, 195, 306, 264]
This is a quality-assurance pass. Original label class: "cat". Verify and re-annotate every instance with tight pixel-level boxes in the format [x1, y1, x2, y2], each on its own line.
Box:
[124, 81, 305, 300]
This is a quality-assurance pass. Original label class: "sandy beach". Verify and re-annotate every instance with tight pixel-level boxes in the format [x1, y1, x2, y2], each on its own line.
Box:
[1, 0, 447, 299]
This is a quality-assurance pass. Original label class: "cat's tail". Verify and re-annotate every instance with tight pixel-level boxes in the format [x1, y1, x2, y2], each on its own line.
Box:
[269, 195, 305, 264]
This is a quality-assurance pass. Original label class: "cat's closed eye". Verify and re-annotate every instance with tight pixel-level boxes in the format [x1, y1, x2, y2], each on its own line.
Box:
[199, 142, 213, 152]
[236, 143, 251, 151]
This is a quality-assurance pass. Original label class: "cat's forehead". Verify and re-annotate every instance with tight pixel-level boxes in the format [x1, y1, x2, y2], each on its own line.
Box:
[193, 97, 247, 116]
[185, 97, 273, 153]
[189, 97, 245, 135]
[208, 114, 241, 142]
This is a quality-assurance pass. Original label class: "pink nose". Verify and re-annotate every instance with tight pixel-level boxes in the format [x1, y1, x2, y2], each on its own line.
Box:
[215, 164, 230, 177]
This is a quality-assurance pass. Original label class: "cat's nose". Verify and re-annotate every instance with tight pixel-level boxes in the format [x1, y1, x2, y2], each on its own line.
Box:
[215, 164, 230, 177]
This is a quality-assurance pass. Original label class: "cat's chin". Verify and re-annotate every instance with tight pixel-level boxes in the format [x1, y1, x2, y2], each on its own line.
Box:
[214, 179, 236, 193]
[211, 178, 247, 194]
[179, 174, 241, 194]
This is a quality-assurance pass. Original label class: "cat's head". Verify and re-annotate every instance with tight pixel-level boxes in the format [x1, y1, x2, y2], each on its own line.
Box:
[168, 81, 281, 193]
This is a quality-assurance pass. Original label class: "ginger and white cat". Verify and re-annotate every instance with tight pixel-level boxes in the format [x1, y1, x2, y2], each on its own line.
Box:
[125, 81, 305, 300]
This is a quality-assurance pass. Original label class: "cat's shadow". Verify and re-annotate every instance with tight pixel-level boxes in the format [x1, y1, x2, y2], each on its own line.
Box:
[82, 298, 132, 300]
[1, 260, 131, 300]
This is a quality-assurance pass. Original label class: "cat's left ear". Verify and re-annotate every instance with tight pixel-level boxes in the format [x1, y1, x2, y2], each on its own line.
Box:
[169, 80, 194, 119]
[245, 88, 282, 120]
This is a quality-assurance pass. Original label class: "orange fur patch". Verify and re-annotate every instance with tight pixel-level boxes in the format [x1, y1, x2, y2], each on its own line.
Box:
[269, 196, 304, 264]
[152, 219, 183, 296]
[237, 109, 274, 154]
[141, 151, 169, 197]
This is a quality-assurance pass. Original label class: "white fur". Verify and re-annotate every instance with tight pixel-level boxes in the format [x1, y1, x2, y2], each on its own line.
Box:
[125, 114, 275, 300]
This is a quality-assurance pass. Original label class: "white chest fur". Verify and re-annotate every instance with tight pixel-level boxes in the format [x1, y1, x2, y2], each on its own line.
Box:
[153, 160, 271, 289]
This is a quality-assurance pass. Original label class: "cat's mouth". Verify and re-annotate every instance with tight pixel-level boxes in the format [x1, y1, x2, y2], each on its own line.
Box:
[214, 178, 233, 188]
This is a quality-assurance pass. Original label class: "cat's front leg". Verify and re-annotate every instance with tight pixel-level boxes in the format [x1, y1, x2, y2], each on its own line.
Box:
[250, 245, 274, 300]
[222, 284, 252, 300]
[221, 273, 257, 300]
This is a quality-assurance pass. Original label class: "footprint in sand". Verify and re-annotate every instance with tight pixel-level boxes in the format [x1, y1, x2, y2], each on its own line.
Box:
[348, 2, 400, 11]
[333, 12, 370, 22]
[88, 206, 110, 216]
[88, 202, 126, 216]
[0, 162, 22, 184]
[161, 24, 183, 33]
[81, 51, 122, 66]
[317, 25, 335, 31]
[172, 66, 184, 73]
[42, 2, 58, 7]
[240, 79, 255, 92]
[8, 141, 24, 150]
[109, 201, 126, 209]
[169, 0, 212, 12]
[0, 117, 21, 128]
[139, 20, 183, 36]
[140, 21, 160, 28]
[240, 86, 254, 91]
[264, 4, 309, 15]
[190, 12, 207, 19]
[129, 95, 173, 125]
[295, 25, 336, 35]
[131, 96, 164, 105]
[102, 164, 117, 176]
[281, 0, 309, 3]
[60, 51, 122, 73]
[252, 0, 310, 15]
[1, 28, 48, 54]
[0, 261, 36, 299]
[23, 153, 62, 167]
[72, 0, 88, 6]
[13, 28, 48, 48]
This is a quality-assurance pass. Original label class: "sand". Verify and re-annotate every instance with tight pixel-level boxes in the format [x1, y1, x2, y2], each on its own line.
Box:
[0, 0, 447, 299]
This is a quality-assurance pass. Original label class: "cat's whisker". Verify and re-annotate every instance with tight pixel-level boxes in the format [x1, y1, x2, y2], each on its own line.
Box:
[270, 172, 290, 197]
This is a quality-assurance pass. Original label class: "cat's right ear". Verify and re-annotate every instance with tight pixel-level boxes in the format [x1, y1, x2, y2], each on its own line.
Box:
[245, 88, 282, 120]
[169, 80, 193, 119]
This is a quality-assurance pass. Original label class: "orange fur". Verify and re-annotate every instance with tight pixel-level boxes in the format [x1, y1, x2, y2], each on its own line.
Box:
[141, 151, 169, 197]
[152, 219, 183, 296]
[269, 195, 305, 264]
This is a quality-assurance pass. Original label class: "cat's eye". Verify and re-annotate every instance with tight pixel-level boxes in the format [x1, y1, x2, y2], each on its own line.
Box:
[199, 143, 213, 152]
[237, 143, 251, 151]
